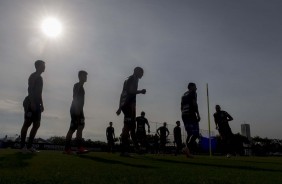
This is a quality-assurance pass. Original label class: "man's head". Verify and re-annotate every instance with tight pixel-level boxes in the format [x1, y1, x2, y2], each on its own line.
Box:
[215, 105, 221, 112]
[109, 122, 113, 127]
[133, 67, 144, 79]
[163, 122, 167, 127]
[188, 82, 197, 92]
[35, 60, 45, 73]
[78, 70, 88, 83]
[176, 121, 180, 126]
[141, 111, 145, 117]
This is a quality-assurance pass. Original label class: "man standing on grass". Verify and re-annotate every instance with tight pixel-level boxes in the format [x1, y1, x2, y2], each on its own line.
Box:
[106, 122, 115, 153]
[157, 122, 170, 154]
[20, 60, 45, 153]
[181, 82, 201, 157]
[213, 105, 234, 158]
[173, 121, 182, 156]
[136, 111, 150, 151]
[116, 67, 146, 156]
[64, 70, 89, 154]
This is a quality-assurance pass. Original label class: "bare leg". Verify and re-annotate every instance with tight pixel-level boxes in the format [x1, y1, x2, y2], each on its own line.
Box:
[20, 120, 32, 148]
[76, 124, 84, 148]
[65, 129, 75, 150]
[27, 121, 40, 148]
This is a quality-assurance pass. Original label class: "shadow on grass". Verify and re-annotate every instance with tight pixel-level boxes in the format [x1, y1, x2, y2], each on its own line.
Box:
[78, 155, 156, 169]
[0, 152, 35, 169]
[145, 157, 282, 173]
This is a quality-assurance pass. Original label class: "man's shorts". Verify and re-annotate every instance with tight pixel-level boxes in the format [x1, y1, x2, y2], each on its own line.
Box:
[23, 97, 41, 122]
[107, 137, 114, 144]
[182, 115, 199, 137]
[160, 137, 167, 145]
[136, 131, 146, 140]
[69, 111, 85, 131]
[218, 126, 233, 140]
[121, 103, 136, 130]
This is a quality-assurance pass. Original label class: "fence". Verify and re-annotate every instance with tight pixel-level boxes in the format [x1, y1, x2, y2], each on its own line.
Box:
[148, 121, 215, 146]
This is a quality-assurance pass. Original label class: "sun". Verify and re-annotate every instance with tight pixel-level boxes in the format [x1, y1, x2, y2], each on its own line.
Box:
[41, 17, 62, 38]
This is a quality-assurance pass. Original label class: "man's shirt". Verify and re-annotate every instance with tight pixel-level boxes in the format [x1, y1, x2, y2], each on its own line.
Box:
[174, 126, 182, 142]
[71, 82, 85, 112]
[136, 116, 149, 132]
[106, 127, 115, 139]
[158, 126, 169, 139]
[181, 91, 198, 119]
[214, 110, 232, 129]
[28, 72, 43, 105]
[119, 75, 138, 108]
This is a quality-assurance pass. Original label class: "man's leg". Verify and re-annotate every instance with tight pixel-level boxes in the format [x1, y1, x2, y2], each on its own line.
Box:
[27, 121, 40, 149]
[121, 105, 135, 154]
[129, 124, 139, 149]
[76, 124, 85, 148]
[20, 120, 32, 149]
[128, 104, 139, 150]
[121, 121, 130, 154]
[65, 129, 75, 151]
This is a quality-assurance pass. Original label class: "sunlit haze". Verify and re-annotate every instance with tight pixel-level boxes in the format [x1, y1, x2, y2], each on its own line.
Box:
[41, 17, 62, 38]
[0, 0, 282, 141]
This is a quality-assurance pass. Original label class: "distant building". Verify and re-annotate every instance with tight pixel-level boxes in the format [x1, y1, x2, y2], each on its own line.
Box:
[241, 124, 251, 140]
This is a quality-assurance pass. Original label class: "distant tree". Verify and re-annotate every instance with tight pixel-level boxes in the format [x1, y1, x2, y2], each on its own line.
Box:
[47, 136, 66, 145]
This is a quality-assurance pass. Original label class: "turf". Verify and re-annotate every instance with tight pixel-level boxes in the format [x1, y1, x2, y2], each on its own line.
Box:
[0, 149, 282, 184]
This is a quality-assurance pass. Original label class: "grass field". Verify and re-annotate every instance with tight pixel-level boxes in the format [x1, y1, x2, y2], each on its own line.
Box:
[0, 149, 282, 184]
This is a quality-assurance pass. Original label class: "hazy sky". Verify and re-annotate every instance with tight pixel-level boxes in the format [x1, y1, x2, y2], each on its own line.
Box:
[0, 0, 282, 141]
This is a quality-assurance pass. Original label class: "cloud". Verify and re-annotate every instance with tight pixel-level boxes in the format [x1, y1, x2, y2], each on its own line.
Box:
[0, 99, 22, 113]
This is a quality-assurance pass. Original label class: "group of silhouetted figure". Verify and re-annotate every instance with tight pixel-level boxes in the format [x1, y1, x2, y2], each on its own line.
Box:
[19, 60, 235, 158]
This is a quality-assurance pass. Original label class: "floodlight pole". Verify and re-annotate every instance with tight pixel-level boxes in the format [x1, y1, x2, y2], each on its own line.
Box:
[207, 83, 212, 156]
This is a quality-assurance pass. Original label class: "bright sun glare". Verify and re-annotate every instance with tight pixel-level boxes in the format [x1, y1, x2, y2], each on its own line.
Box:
[41, 17, 62, 38]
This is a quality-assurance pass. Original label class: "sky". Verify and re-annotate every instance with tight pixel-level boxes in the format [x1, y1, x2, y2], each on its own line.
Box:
[0, 0, 282, 141]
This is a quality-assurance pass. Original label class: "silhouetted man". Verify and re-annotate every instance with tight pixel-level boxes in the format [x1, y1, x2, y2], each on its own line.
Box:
[64, 70, 88, 154]
[214, 105, 234, 158]
[174, 121, 182, 156]
[20, 60, 45, 153]
[181, 82, 201, 157]
[106, 122, 115, 153]
[136, 111, 150, 150]
[157, 122, 170, 153]
[116, 67, 146, 156]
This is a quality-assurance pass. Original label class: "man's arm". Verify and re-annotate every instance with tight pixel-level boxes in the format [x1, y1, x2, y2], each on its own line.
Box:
[181, 96, 184, 111]
[193, 100, 201, 122]
[73, 84, 83, 115]
[166, 129, 170, 137]
[113, 128, 115, 139]
[213, 114, 219, 129]
[192, 93, 201, 122]
[157, 128, 160, 136]
[127, 77, 146, 95]
[128, 86, 146, 95]
[145, 119, 150, 133]
[40, 78, 44, 112]
[28, 74, 37, 111]
[226, 112, 233, 122]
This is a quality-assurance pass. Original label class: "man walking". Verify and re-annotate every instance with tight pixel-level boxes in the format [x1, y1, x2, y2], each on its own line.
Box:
[157, 122, 170, 154]
[116, 67, 146, 156]
[106, 122, 115, 153]
[181, 82, 201, 157]
[136, 111, 150, 151]
[173, 121, 182, 156]
[64, 70, 89, 154]
[20, 60, 45, 153]
[213, 105, 234, 158]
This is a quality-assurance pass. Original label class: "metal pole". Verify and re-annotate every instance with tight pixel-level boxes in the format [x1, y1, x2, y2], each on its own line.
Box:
[207, 83, 212, 156]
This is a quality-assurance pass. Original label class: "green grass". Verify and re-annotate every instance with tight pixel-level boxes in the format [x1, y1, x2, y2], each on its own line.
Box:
[1, 149, 282, 184]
